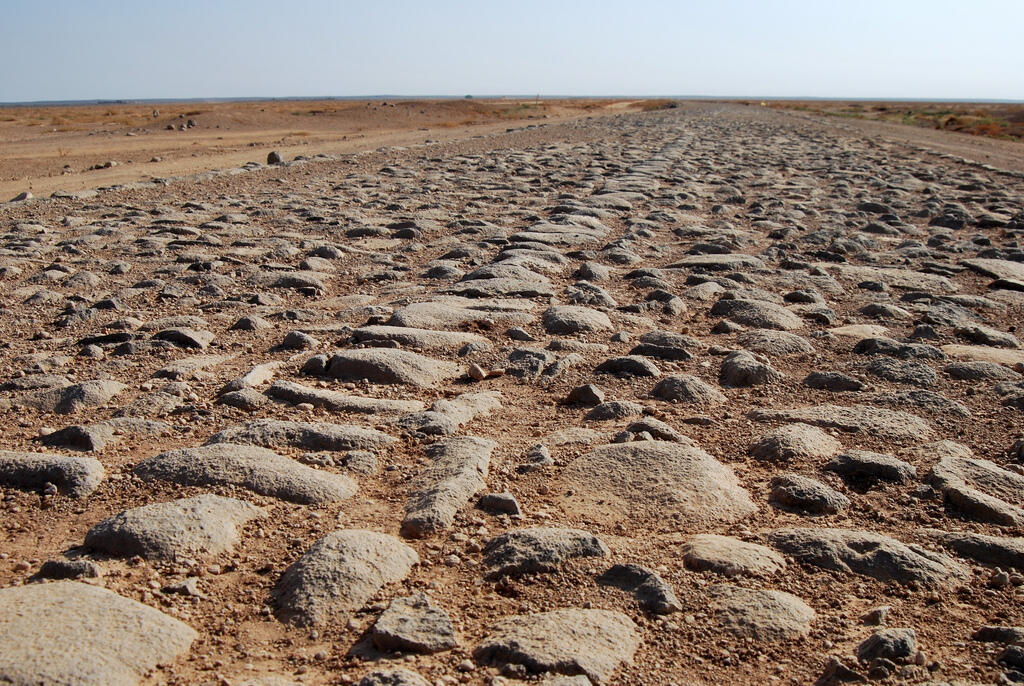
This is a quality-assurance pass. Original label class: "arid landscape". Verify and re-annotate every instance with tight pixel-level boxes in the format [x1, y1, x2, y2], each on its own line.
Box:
[766, 100, 1024, 142]
[2, 98, 1024, 686]
[0, 98, 644, 200]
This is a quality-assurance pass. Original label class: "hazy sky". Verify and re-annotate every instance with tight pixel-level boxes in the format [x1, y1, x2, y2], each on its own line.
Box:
[2, 0, 1021, 102]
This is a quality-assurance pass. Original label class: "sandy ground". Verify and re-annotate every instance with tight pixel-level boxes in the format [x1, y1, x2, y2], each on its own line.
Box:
[0, 99, 645, 199]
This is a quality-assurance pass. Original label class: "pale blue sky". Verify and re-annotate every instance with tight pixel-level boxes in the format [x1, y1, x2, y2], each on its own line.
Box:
[2, 0, 1021, 102]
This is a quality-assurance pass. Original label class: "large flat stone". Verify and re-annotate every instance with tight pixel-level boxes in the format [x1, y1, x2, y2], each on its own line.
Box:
[682, 534, 786, 577]
[962, 258, 1024, 282]
[473, 609, 639, 684]
[392, 391, 501, 436]
[0, 581, 196, 686]
[0, 449, 104, 496]
[402, 436, 496, 537]
[352, 325, 491, 351]
[274, 530, 418, 626]
[134, 443, 356, 504]
[322, 349, 462, 388]
[710, 298, 803, 331]
[668, 254, 766, 271]
[39, 417, 169, 452]
[925, 528, 1024, 571]
[824, 263, 958, 293]
[927, 440, 1024, 526]
[769, 528, 967, 585]
[749, 404, 932, 445]
[265, 380, 425, 414]
[370, 592, 458, 654]
[85, 494, 263, 560]
[559, 441, 756, 527]
[483, 527, 609, 578]
[707, 584, 815, 641]
[205, 419, 395, 452]
[940, 344, 1024, 367]
[386, 301, 533, 330]
[13, 379, 126, 414]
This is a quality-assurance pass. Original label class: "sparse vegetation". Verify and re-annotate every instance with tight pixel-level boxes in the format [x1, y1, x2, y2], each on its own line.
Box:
[767, 100, 1024, 142]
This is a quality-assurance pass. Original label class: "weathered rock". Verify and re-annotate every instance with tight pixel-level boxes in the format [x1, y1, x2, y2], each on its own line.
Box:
[152, 327, 215, 350]
[0, 449, 104, 496]
[650, 374, 726, 405]
[371, 592, 458, 653]
[478, 492, 522, 515]
[706, 584, 815, 641]
[825, 263, 957, 293]
[352, 325, 490, 351]
[770, 473, 850, 514]
[0, 581, 196, 686]
[356, 669, 431, 686]
[265, 380, 424, 414]
[825, 450, 917, 485]
[542, 305, 613, 335]
[320, 348, 462, 387]
[856, 628, 917, 662]
[15, 379, 126, 414]
[962, 258, 1024, 282]
[595, 355, 660, 377]
[623, 417, 692, 444]
[85, 494, 263, 560]
[944, 361, 1022, 383]
[274, 530, 418, 626]
[156, 354, 233, 380]
[720, 350, 783, 386]
[559, 441, 756, 526]
[135, 443, 356, 504]
[749, 404, 932, 444]
[473, 609, 639, 684]
[206, 419, 395, 452]
[30, 558, 102, 581]
[736, 329, 814, 356]
[954, 324, 1021, 349]
[749, 423, 842, 461]
[864, 357, 937, 387]
[231, 314, 272, 331]
[584, 400, 645, 421]
[853, 336, 945, 360]
[669, 254, 766, 271]
[924, 529, 1024, 571]
[769, 528, 966, 584]
[927, 440, 1024, 526]
[973, 626, 1024, 644]
[868, 388, 970, 418]
[566, 384, 605, 406]
[681, 534, 785, 577]
[387, 301, 532, 330]
[393, 391, 501, 436]
[402, 436, 496, 537]
[483, 527, 609, 578]
[597, 563, 680, 614]
[710, 298, 803, 331]
[217, 387, 269, 410]
[39, 417, 168, 451]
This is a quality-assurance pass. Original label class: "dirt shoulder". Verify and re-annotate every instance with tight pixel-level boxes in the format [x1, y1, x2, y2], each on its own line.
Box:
[760, 101, 1024, 174]
[0, 98, 652, 200]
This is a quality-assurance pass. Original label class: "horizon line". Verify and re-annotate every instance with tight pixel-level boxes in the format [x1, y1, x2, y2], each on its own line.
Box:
[2, 94, 1023, 107]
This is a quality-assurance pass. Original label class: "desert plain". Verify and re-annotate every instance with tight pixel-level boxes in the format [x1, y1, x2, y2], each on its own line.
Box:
[1, 97, 1024, 686]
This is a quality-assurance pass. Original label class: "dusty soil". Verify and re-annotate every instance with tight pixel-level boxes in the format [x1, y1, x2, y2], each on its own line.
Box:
[0, 98, 644, 200]
[1, 100, 1023, 686]
[764, 99, 1024, 142]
